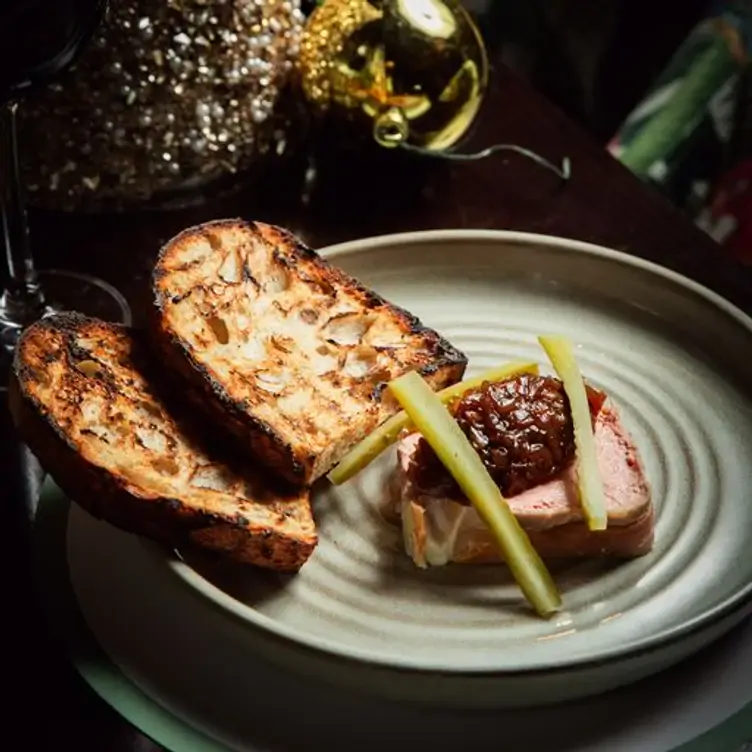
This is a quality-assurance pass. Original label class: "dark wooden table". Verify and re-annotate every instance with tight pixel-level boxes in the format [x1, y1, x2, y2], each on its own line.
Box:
[5, 62, 752, 751]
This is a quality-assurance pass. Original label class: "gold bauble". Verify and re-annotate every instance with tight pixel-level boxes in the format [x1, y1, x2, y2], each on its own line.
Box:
[297, 0, 489, 151]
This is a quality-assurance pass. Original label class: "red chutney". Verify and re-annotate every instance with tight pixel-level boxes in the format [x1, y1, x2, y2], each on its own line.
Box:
[411, 373, 606, 499]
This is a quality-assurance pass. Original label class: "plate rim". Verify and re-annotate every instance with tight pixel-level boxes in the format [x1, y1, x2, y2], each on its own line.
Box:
[161, 228, 752, 676]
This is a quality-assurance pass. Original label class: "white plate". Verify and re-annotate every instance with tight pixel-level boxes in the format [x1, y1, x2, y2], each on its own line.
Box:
[60, 477, 752, 752]
[64, 231, 752, 706]
[142, 230, 752, 707]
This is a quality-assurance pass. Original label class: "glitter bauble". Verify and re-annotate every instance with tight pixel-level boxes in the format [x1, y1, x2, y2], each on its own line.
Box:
[297, 0, 488, 151]
[19, 0, 306, 212]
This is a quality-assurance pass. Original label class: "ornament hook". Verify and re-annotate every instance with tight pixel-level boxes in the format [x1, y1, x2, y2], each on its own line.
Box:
[374, 107, 409, 149]
[400, 142, 572, 182]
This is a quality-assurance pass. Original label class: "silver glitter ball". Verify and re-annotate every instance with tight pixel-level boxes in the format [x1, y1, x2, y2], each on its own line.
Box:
[19, 0, 305, 211]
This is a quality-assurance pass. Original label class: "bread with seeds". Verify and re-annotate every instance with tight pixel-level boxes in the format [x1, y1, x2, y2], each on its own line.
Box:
[151, 219, 467, 485]
[9, 313, 316, 572]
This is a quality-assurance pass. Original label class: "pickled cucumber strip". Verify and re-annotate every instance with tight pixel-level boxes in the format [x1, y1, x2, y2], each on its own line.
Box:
[327, 360, 539, 485]
[388, 370, 562, 617]
[538, 335, 608, 531]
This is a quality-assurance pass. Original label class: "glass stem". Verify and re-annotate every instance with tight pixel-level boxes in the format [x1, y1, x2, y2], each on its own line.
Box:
[0, 100, 45, 324]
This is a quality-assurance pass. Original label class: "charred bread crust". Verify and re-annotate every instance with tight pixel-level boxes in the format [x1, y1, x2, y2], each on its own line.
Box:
[10, 313, 316, 572]
[151, 218, 467, 486]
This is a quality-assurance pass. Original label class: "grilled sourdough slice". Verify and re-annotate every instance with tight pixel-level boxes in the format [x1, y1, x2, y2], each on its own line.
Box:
[9, 313, 316, 572]
[152, 219, 467, 485]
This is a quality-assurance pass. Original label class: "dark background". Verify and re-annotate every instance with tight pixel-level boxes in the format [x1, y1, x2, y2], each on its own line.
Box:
[480, 0, 712, 143]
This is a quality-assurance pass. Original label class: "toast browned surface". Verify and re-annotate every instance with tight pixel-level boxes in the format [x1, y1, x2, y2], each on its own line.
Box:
[10, 313, 316, 572]
[152, 219, 467, 485]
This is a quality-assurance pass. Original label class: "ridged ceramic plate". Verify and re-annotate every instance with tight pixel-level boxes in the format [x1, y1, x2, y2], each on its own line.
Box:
[158, 230, 752, 707]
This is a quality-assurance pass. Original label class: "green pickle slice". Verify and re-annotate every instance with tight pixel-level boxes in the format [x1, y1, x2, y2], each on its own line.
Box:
[388, 370, 562, 618]
[538, 335, 608, 531]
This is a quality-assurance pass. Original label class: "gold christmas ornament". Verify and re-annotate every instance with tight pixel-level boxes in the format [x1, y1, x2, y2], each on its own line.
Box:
[20, 0, 306, 212]
[297, 0, 489, 152]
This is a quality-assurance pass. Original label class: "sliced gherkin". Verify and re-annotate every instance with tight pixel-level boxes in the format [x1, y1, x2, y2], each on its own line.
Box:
[538, 335, 608, 532]
[388, 370, 562, 618]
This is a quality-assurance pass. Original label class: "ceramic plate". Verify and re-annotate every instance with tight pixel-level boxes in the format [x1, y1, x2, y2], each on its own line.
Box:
[106, 231, 752, 705]
[49, 483, 752, 752]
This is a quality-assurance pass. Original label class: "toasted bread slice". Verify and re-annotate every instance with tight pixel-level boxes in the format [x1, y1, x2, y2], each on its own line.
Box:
[9, 313, 316, 572]
[151, 219, 467, 485]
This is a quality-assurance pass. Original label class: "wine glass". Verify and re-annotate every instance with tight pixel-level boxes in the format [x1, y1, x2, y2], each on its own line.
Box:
[0, 0, 131, 386]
